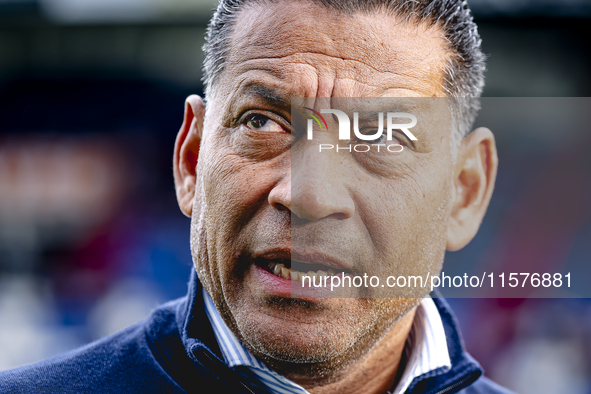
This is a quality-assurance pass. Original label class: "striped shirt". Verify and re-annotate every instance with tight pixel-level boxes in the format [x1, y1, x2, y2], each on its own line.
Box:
[203, 288, 451, 394]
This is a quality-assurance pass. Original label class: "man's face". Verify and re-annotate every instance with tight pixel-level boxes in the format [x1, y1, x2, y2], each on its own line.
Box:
[192, 1, 454, 368]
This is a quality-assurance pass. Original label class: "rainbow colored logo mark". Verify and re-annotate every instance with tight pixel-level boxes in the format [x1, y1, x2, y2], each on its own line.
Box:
[303, 107, 328, 132]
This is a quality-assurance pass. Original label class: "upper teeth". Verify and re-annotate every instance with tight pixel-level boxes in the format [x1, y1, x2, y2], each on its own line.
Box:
[269, 262, 336, 281]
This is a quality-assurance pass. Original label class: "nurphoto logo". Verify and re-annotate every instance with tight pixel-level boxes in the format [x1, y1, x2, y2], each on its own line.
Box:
[302, 107, 417, 153]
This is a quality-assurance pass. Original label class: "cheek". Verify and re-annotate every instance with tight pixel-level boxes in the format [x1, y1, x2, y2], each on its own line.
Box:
[359, 162, 452, 280]
[201, 128, 290, 213]
[198, 135, 289, 254]
[202, 146, 262, 211]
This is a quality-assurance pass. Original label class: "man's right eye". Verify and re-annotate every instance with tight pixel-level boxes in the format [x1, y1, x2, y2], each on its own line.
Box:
[245, 114, 285, 133]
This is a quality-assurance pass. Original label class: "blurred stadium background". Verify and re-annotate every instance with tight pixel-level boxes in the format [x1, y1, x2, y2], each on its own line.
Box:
[1, 0, 591, 393]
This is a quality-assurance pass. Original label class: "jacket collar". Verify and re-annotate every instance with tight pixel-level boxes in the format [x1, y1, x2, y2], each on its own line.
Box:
[176, 269, 223, 359]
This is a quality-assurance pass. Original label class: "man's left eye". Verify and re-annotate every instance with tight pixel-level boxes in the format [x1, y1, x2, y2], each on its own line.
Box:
[356, 128, 404, 146]
[356, 128, 387, 144]
[245, 114, 284, 132]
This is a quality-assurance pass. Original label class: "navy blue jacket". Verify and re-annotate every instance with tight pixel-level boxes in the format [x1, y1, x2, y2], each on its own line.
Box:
[0, 271, 513, 394]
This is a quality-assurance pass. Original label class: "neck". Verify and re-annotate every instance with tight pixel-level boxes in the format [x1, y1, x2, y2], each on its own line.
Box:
[269, 308, 417, 394]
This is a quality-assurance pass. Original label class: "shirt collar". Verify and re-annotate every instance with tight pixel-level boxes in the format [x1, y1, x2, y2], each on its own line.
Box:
[203, 288, 308, 394]
[390, 297, 452, 394]
[203, 287, 451, 394]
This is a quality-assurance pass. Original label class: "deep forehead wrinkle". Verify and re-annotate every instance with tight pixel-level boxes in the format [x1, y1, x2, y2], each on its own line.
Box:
[225, 1, 448, 89]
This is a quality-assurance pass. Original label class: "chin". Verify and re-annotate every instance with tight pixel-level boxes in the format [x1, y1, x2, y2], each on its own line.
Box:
[223, 297, 360, 363]
[239, 317, 356, 364]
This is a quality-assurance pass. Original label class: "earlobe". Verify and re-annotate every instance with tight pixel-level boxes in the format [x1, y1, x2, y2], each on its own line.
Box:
[173, 95, 205, 217]
[447, 127, 498, 251]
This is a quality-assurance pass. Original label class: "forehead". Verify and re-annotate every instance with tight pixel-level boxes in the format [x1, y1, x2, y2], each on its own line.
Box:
[221, 0, 449, 98]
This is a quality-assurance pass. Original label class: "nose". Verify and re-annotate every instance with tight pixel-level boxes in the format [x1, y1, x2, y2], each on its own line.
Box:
[268, 149, 355, 222]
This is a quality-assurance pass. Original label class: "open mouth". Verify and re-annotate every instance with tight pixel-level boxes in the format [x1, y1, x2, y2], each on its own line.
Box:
[255, 258, 350, 281]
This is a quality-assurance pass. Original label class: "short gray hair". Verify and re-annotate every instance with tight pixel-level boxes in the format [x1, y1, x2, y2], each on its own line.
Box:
[203, 0, 485, 144]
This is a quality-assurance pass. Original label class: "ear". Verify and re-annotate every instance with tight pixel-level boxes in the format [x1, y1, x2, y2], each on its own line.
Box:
[173, 95, 205, 217]
[447, 127, 498, 251]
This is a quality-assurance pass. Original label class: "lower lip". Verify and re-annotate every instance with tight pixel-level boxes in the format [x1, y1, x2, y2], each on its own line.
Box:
[253, 265, 327, 298]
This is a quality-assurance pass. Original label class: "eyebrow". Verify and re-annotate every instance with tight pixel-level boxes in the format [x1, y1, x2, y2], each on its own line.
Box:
[240, 84, 291, 110]
[354, 111, 388, 123]
[351, 106, 411, 120]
